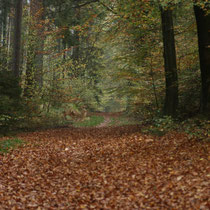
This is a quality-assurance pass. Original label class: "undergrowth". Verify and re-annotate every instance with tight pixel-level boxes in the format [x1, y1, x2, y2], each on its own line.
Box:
[141, 115, 209, 140]
[73, 115, 104, 127]
[0, 138, 24, 154]
[109, 116, 137, 126]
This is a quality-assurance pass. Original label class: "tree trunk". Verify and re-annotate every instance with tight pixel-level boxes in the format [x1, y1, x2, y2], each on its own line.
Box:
[160, 7, 178, 117]
[0, 9, 2, 43]
[2, 6, 7, 47]
[7, 15, 12, 57]
[13, 0, 23, 78]
[194, 3, 210, 115]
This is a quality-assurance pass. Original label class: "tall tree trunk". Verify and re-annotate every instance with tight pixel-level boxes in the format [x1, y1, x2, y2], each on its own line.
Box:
[194, 3, 210, 114]
[0, 18, 2, 44]
[7, 15, 12, 56]
[160, 7, 178, 117]
[2, 6, 7, 46]
[13, 0, 23, 78]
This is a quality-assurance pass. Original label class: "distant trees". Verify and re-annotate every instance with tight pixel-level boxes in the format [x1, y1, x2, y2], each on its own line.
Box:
[0, 0, 104, 130]
[0, 0, 13, 72]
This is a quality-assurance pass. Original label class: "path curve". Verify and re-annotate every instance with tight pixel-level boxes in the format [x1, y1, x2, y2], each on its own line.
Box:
[96, 115, 111, 128]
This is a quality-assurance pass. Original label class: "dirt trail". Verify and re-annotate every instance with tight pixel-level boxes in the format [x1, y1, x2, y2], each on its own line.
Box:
[0, 123, 209, 209]
[96, 115, 111, 127]
[93, 112, 122, 127]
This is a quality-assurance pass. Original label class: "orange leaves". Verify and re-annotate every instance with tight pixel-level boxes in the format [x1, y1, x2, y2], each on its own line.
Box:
[91, 14, 98, 18]
[0, 123, 209, 208]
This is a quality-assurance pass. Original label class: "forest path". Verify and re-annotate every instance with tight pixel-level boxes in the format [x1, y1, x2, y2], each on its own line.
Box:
[0, 124, 209, 209]
[92, 112, 124, 128]
[96, 115, 111, 127]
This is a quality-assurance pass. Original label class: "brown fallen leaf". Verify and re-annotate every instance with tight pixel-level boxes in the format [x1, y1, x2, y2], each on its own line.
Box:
[0, 122, 209, 209]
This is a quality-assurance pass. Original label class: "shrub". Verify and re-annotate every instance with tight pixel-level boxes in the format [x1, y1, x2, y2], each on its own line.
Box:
[181, 117, 209, 141]
[142, 116, 178, 136]
[0, 71, 23, 134]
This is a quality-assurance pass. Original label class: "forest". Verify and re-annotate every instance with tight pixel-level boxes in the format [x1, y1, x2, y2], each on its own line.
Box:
[0, 0, 209, 209]
[0, 0, 209, 133]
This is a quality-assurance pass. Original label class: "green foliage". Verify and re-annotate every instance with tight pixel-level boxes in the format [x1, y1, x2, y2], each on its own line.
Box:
[73, 115, 104, 127]
[141, 115, 209, 140]
[142, 116, 178, 136]
[109, 116, 137, 126]
[18, 110, 68, 131]
[0, 46, 10, 72]
[0, 72, 21, 100]
[0, 71, 23, 133]
[181, 117, 210, 140]
[179, 69, 200, 116]
[0, 138, 24, 154]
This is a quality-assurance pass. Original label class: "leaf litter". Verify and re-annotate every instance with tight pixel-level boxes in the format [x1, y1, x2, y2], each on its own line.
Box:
[0, 125, 209, 209]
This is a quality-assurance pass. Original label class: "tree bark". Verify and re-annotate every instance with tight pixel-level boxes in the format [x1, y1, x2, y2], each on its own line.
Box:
[0, 16, 2, 44]
[13, 0, 23, 78]
[160, 7, 178, 117]
[1, 2, 9, 47]
[194, 3, 210, 114]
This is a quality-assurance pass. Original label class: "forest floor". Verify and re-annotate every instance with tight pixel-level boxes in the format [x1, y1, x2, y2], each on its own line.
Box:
[0, 113, 209, 209]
